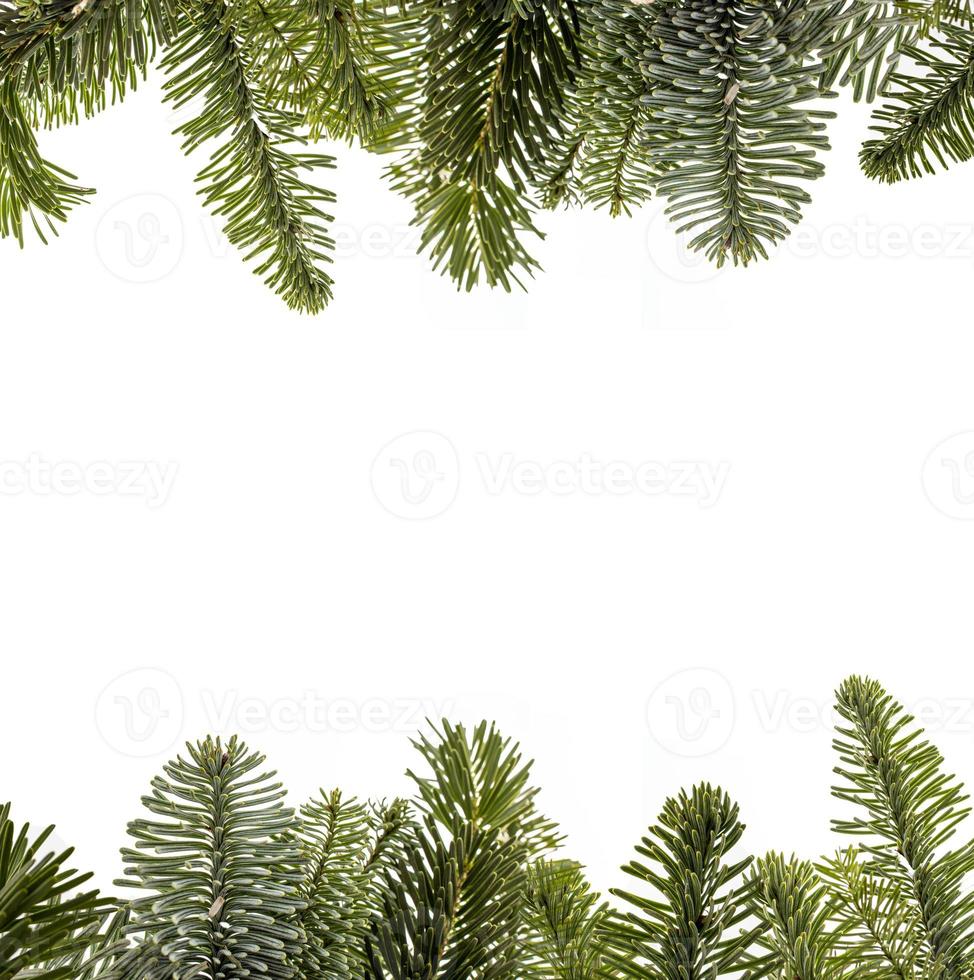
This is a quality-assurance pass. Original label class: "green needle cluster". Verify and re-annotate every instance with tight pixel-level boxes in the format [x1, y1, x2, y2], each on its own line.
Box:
[4, 675, 974, 980]
[2, 0, 974, 310]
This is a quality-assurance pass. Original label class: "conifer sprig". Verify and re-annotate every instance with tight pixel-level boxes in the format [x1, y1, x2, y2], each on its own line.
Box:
[535, 0, 660, 216]
[861, 24, 974, 182]
[831, 675, 974, 979]
[749, 854, 842, 980]
[8, 676, 974, 978]
[519, 859, 617, 979]
[0, 804, 114, 980]
[161, 0, 337, 313]
[5, 0, 974, 306]
[364, 720, 562, 978]
[115, 736, 306, 980]
[818, 848, 925, 979]
[644, 0, 835, 266]
[607, 784, 763, 978]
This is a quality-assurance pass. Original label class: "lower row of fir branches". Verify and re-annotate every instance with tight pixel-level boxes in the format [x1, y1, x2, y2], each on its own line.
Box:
[4, 675, 974, 980]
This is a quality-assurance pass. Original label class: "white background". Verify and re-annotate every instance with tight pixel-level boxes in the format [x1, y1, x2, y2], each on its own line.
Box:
[2, 75, 974, 901]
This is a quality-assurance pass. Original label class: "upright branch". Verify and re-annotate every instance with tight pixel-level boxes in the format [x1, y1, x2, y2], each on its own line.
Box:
[606, 783, 763, 979]
[831, 675, 974, 980]
[364, 720, 561, 979]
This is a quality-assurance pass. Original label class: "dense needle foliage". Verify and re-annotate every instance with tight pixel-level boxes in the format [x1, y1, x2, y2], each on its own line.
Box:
[2, 0, 973, 310]
[5, 675, 974, 979]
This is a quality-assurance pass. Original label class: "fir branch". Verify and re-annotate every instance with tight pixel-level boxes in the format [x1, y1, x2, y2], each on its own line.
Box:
[749, 854, 842, 980]
[606, 784, 763, 979]
[861, 24, 974, 182]
[831, 676, 974, 980]
[0, 804, 113, 980]
[812, 0, 915, 103]
[115, 736, 305, 980]
[819, 848, 925, 980]
[0, 78, 90, 244]
[382, 0, 580, 290]
[644, 0, 835, 266]
[519, 859, 616, 979]
[571, 0, 660, 217]
[295, 790, 373, 980]
[301, 0, 392, 141]
[0, 0, 173, 120]
[365, 720, 561, 979]
[161, 0, 336, 313]
[236, 0, 391, 141]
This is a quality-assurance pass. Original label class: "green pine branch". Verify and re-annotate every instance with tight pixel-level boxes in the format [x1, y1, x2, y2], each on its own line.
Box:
[295, 790, 374, 979]
[818, 848, 926, 980]
[365, 720, 561, 979]
[831, 676, 974, 980]
[0, 78, 90, 243]
[606, 784, 763, 979]
[300, 0, 392, 141]
[644, 0, 835, 266]
[861, 25, 974, 182]
[293, 792, 413, 978]
[379, 0, 580, 290]
[749, 854, 843, 980]
[8, 676, 974, 979]
[536, 0, 660, 217]
[0, 804, 114, 980]
[519, 859, 617, 979]
[115, 736, 305, 980]
[811, 0, 916, 103]
[161, 0, 336, 313]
